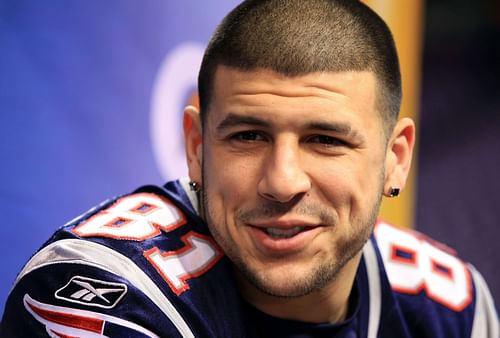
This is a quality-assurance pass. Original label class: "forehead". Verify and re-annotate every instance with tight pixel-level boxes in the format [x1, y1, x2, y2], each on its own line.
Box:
[208, 66, 380, 129]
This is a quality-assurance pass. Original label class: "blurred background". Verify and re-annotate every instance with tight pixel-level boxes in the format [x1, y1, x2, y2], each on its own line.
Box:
[0, 0, 499, 316]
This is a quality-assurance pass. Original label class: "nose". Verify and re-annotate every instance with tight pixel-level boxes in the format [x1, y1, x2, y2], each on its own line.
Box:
[257, 139, 311, 203]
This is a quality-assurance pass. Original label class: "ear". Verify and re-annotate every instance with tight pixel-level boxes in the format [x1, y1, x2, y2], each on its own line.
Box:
[183, 105, 203, 185]
[383, 117, 416, 196]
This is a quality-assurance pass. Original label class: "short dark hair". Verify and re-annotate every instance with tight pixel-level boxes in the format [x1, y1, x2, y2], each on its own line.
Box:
[198, 0, 401, 135]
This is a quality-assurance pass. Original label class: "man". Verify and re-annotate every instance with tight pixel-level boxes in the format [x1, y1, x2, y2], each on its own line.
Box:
[2, 0, 498, 337]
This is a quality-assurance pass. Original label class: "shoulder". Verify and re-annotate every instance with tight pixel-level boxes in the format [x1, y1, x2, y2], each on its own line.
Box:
[2, 180, 249, 337]
[370, 221, 499, 338]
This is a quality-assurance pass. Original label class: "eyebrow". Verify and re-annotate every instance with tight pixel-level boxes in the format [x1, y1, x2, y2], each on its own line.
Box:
[306, 121, 352, 135]
[215, 113, 270, 133]
[307, 121, 365, 143]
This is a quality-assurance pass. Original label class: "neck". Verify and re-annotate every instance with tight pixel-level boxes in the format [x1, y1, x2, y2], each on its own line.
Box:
[237, 252, 362, 324]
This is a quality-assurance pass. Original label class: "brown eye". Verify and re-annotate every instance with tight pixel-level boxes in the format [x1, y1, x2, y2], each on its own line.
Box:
[308, 135, 347, 147]
[231, 131, 265, 142]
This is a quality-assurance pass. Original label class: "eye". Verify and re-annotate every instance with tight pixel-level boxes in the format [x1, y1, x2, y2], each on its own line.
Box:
[230, 131, 266, 142]
[307, 135, 348, 147]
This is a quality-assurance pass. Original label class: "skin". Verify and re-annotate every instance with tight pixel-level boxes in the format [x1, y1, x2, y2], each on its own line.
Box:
[184, 66, 415, 323]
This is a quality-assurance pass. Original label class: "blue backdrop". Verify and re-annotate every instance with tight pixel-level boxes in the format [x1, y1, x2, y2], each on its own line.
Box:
[1, 1, 499, 315]
[0, 0, 241, 313]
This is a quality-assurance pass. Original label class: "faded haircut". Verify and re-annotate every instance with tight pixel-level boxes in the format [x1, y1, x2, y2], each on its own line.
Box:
[198, 0, 402, 136]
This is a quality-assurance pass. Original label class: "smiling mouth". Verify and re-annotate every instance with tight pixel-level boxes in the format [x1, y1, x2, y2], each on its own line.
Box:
[249, 224, 321, 254]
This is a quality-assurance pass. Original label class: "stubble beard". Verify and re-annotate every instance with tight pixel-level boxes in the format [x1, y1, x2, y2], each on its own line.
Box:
[200, 165, 384, 299]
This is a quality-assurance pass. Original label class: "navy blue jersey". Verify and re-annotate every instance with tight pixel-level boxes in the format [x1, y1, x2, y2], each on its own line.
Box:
[2, 179, 499, 337]
[1, 179, 250, 337]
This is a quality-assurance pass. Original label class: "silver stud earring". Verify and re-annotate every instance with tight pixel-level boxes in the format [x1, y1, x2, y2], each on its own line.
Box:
[389, 187, 400, 197]
[189, 181, 200, 192]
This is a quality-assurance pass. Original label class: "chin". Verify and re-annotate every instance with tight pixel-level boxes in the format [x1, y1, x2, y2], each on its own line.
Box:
[240, 258, 341, 298]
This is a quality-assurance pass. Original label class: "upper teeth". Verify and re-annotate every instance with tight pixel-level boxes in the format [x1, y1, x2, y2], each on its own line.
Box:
[266, 226, 304, 238]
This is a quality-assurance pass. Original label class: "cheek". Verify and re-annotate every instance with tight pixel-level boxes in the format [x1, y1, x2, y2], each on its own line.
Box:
[204, 148, 259, 207]
[312, 158, 364, 193]
[312, 155, 384, 209]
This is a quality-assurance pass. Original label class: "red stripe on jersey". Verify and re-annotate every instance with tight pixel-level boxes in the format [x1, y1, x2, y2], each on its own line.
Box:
[49, 329, 79, 338]
[26, 301, 104, 333]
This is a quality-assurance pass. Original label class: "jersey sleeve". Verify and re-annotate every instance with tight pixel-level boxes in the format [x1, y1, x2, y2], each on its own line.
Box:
[374, 221, 500, 338]
[1, 239, 187, 338]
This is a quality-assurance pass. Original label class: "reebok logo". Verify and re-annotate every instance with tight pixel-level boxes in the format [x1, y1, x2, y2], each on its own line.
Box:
[55, 276, 127, 309]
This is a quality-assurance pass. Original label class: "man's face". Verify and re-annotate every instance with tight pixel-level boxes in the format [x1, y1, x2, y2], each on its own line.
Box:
[193, 66, 389, 298]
